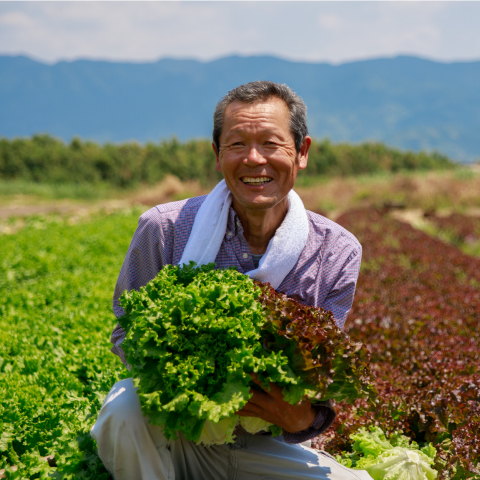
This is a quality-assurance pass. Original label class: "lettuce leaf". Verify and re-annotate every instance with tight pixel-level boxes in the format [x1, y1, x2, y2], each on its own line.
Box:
[118, 262, 375, 444]
[352, 427, 394, 458]
[197, 416, 238, 446]
[238, 416, 273, 434]
[337, 426, 438, 480]
[362, 448, 438, 480]
[258, 283, 376, 404]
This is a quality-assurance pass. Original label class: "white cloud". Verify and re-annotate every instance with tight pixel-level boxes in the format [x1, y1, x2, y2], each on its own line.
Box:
[0, 1, 479, 64]
[318, 13, 342, 30]
[0, 11, 34, 28]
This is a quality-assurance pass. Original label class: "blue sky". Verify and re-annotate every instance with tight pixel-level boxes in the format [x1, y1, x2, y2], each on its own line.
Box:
[1, 2, 479, 64]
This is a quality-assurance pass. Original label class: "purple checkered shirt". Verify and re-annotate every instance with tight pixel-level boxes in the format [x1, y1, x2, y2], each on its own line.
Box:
[110, 195, 362, 444]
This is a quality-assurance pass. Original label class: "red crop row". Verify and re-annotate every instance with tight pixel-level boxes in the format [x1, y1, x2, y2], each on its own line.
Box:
[427, 212, 480, 245]
[314, 208, 480, 478]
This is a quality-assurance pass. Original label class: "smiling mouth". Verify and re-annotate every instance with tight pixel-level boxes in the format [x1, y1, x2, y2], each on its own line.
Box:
[241, 176, 273, 185]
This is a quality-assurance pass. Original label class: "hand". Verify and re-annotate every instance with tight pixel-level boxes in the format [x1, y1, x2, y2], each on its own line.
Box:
[235, 373, 316, 433]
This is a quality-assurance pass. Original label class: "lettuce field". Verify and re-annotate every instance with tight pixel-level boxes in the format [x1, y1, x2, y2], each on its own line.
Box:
[0, 211, 134, 479]
[325, 208, 480, 479]
[1, 207, 479, 478]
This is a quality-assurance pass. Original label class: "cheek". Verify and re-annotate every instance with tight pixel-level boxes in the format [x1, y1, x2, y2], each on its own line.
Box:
[272, 155, 298, 176]
[217, 153, 235, 173]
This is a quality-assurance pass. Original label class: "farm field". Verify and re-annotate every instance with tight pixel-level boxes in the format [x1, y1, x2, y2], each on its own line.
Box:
[325, 208, 480, 478]
[424, 213, 480, 258]
[0, 210, 138, 479]
[1, 190, 480, 478]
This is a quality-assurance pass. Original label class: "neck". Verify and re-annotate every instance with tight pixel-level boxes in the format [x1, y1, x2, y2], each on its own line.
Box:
[232, 197, 289, 255]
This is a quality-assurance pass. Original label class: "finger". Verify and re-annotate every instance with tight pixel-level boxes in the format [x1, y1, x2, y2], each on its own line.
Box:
[263, 382, 283, 399]
[235, 400, 264, 417]
[249, 374, 286, 401]
[249, 374, 278, 395]
[235, 409, 261, 418]
[247, 389, 272, 407]
[249, 373, 262, 387]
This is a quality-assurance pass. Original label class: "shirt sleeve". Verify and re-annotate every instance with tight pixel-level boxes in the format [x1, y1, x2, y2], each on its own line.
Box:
[282, 401, 336, 444]
[110, 212, 165, 366]
[321, 242, 362, 330]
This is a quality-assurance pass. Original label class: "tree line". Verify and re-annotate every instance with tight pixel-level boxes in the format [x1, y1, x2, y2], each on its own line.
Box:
[0, 135, 456, 188]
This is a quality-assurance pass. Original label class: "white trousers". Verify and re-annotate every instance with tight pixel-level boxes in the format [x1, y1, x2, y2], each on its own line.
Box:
[91, 379, 373, 480]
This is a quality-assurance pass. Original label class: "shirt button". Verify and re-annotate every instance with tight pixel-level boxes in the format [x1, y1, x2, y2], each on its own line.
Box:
[227, 231, 233, 238]
[242, 253, 248, 259]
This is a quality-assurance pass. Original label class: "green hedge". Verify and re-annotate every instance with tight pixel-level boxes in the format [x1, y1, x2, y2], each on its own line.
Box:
[0, 135, 456, 188]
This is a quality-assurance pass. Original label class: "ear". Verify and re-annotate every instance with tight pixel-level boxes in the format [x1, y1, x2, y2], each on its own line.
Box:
[297, 136, 311, 170]
[212, 142, 222, 173]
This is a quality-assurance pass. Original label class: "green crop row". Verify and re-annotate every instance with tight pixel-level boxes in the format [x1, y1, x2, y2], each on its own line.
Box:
[0, 135, 455, 189]
[0, 211, 145, 478]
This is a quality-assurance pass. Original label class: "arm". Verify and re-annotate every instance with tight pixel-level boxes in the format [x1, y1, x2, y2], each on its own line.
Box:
[111, 213, 166, 366]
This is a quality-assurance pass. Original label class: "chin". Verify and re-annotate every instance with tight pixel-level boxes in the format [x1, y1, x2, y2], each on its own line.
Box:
[238, 196, 281, 211]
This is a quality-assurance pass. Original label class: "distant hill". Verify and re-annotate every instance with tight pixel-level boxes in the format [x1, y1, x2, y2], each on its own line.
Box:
[1, 54, 479, 162]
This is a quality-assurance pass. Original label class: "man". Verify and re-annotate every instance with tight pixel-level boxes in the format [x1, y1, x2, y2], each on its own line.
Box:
[91, 81, 370, 479]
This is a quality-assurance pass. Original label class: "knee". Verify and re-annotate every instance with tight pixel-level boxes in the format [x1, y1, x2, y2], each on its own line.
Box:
[91, 378, 146, 440]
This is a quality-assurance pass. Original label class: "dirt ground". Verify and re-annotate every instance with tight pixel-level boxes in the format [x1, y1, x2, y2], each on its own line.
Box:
[0, 200, 131, 219]
[0, 176, 205, 220]
[2, 170, 480, 225]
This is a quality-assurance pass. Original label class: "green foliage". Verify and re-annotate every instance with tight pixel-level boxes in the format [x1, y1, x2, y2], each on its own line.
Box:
[119, 264, 268, 443]
[0, 210, 143, 478]
[0, 179, 116, 201]
[303, 140, 455, 179]
[337, 427, 438, 480]
[0, 136, 456, 190]
[118, 262, 375, 445]
[0, 136, 222, 189]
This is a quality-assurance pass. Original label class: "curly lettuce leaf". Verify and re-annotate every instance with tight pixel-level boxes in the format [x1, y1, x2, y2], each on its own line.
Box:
[118, 262, 375, 444]
[258, 283, 376, 403]
[197, 416, 238, 446]
[119, 263, 296, 442]
[351, 426, 394, 458]
[361, 448, 438, 480]
[337, 427, 438, 480]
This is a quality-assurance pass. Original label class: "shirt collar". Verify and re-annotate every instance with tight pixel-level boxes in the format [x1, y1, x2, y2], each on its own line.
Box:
[226, 205, 243, 237]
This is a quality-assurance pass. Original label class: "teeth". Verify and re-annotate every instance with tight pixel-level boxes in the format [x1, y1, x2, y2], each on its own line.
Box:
[242, 177, 273, 185]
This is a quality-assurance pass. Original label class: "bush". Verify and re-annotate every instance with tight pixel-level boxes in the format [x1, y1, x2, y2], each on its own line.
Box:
[0, 136, 456, 188]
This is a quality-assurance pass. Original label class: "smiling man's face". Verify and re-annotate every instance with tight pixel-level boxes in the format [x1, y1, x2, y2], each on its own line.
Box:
[214, 97, 310, 215]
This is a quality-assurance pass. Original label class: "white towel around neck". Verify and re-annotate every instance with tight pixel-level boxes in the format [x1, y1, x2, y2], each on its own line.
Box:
[179, 180, 309, 289]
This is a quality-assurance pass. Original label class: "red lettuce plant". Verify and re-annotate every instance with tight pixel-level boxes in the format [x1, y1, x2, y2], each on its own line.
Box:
[315, 208, 480, 479]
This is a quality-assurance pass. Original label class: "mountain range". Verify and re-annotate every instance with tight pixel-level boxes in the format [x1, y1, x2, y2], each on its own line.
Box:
[1, 54, 479, 162]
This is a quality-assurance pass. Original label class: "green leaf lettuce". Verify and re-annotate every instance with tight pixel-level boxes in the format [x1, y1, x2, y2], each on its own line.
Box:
[118, 263, 375, 445]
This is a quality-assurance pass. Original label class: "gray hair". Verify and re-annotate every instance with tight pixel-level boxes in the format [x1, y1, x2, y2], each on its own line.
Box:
[212, 81, 308, 154]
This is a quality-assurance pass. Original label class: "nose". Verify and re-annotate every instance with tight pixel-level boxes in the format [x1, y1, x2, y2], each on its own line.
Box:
[244, 145, 267, 166]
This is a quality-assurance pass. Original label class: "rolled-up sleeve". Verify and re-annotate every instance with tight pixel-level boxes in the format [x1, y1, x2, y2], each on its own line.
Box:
[282, 401, 336, 444]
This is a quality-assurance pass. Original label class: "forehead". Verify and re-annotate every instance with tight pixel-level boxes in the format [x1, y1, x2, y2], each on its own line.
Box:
[222, 97, 291, 135]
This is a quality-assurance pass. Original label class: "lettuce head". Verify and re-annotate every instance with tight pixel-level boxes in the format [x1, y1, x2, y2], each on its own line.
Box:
[118, 262, 375, 445]
[337, 427, 438, 480]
